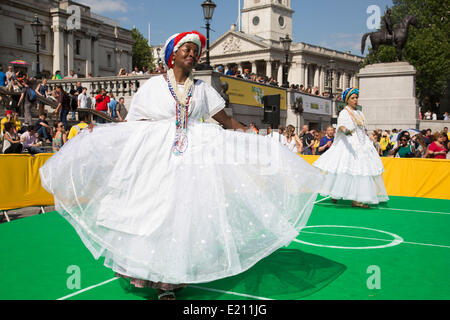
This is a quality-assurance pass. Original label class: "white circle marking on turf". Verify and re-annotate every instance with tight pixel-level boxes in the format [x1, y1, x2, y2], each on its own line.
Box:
[295, 225, 404, 250]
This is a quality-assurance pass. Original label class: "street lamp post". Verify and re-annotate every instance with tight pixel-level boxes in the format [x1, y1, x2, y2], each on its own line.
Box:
[31, 14, 43, 79]
[280, 34, 292, 88]
[201, 0, 216, 70]
[156, 47, 161, 63]
[328, 59, 336, 100]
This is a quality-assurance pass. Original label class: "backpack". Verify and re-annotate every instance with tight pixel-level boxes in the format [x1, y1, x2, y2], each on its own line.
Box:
[70, 95, 78, 111]
[86, 96, 92, 108]
[27, 87, 37, 102]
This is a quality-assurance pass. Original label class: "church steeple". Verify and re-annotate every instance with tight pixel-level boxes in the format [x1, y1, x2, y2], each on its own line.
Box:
[241, 0, 294, 43]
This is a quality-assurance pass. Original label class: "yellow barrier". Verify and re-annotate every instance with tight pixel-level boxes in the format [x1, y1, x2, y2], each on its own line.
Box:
[0, 153, 54, 210]
[301, 155, 450, 200]
[1, 154, 449, 211]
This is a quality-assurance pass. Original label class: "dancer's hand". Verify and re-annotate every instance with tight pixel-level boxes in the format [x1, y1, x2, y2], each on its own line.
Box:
[88, 123, 96, 132]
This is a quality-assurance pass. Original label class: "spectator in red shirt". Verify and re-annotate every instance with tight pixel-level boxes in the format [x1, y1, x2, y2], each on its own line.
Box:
[95, 89, 110, 124]
[425, 132, 448, 159]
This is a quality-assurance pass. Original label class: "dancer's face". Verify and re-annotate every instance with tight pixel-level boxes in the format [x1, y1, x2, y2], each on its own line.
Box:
[348, 94, 358, 108]
[173, 42, 199, 72]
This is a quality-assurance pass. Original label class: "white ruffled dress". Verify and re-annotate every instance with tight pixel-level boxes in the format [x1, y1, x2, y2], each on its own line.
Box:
[40, 75, 324, 285]
[313, 107, 389, 204]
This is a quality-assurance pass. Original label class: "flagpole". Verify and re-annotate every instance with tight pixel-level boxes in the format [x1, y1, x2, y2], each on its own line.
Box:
[238, 0, 241, 31]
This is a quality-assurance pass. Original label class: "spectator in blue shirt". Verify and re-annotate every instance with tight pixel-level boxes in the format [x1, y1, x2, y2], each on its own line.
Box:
[0, 66, 6, 87]
[35, 112, 52, 143]
[317, 126, 335, 155]
[225, 64, 238, 76]
[108, 93, 118, 119]
[216, 66, 224, 74]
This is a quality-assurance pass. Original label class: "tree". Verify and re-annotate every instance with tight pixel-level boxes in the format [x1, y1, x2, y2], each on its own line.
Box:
[362, 0, 450, 112]
[131, 27, 155, 71]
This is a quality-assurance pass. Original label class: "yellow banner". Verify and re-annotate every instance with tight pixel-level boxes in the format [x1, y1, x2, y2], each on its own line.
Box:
[0, 154, 54, 210]
[220, 76, 287, 110]
[301, 155, 450, 200]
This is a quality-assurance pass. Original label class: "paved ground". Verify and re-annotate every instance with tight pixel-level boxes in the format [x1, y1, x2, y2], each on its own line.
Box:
[0, 206, 55, 224]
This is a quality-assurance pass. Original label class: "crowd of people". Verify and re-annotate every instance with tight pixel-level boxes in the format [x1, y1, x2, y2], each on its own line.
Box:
[216, 64, 280, 87]
[253, 123, 450, 160]
[1, 108, 89, 155]
[216, 64, 345, 100]
[1, 65, 449, 159]
[0, 67, 129, 155]
[369, 127, 450, 159]
[420, 109, 450, 121]
[117, 63, 167, 77]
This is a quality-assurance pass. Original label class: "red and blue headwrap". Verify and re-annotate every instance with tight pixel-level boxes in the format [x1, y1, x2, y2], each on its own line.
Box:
[342, 87, 359, 104]
[163, 31, 206, 69]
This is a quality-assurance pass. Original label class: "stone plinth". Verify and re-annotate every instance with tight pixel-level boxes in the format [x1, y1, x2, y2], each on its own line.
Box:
[357, 62, 419, 130]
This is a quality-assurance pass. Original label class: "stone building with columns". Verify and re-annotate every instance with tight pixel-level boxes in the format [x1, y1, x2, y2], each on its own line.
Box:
[207, 0, 363, 97]
[0, 0, 133, 78]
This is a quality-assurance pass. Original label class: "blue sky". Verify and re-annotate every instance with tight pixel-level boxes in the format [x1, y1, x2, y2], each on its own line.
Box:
[78, 0, 393, 55]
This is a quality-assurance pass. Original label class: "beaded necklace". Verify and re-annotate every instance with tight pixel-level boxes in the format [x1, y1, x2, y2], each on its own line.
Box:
[346, 106, 365, 127]
[166, 70, 194, 156]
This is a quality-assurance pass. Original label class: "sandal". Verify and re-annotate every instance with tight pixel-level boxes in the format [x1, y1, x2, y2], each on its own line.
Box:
[158, 290, 176, 300]
[352, 201, 370, 208]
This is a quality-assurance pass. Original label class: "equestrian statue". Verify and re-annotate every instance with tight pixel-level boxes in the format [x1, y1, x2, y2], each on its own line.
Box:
[361, 10, 419, 64]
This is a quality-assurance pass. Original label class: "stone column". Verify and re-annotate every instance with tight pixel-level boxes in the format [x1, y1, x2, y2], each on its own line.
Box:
[240, 62, 247, 73]
[85, 36, 92, 76]
[314, 65, 321, 91]
[277, 62, 283, 83]
[332, 70, 337, 95]
[352, 74, 358, 87]
[127, 53, 132, 73]
[289, 62, 300, 86]
[52, 25, 65, 75]
[304, 64, 309, 88]
[237, 62, 243, 74]
[299, 62, 305, 86]
[115, 48, 121, 72]
[67, 31, 74, 75]
[319, 66, 325, 94]
[251, 61, 257, 74]
[93, 37, 99, 76]
[266, 60, 272, 79]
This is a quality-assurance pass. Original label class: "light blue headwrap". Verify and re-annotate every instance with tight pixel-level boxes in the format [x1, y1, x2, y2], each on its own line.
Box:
[342, 87, 359, 104]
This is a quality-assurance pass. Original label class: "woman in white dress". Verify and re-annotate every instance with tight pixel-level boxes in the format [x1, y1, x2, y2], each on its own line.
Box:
[282, 124, 303, 153]
[39, 31, 324, 300]
[313, 87, 389, 208]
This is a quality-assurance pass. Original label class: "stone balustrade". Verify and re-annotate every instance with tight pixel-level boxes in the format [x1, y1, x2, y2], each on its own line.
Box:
[418, 120, 450, 132]
[47, 75, 153, 100]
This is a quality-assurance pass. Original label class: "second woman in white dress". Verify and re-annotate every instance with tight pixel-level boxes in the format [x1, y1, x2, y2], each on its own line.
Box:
[313, 87, 389, 208]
